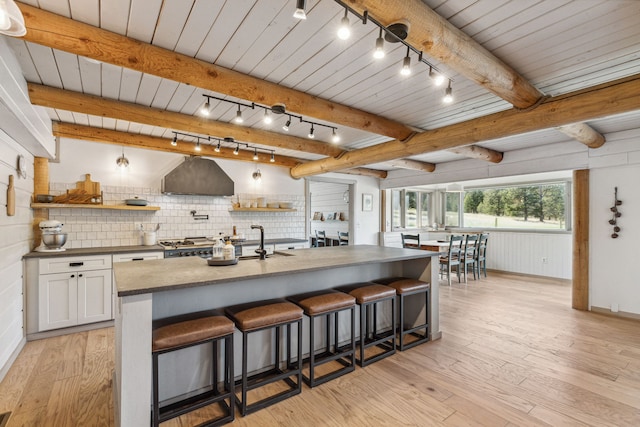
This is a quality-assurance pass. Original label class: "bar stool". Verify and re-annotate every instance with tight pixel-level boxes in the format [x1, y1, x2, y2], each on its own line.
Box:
[334, 282, 396, 367]
[373, 277, 430, 351]
[287, 290, 356, 387]
[152, 310, 234, 427]
[224, 299, 303, 416]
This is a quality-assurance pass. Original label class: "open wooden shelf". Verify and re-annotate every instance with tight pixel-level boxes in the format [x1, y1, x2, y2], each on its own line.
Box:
[31, 203, 160, 211]
[229, 208, 296, 212]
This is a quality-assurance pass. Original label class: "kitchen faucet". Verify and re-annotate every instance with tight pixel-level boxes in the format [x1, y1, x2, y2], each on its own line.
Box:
[251, 225, 267, 260]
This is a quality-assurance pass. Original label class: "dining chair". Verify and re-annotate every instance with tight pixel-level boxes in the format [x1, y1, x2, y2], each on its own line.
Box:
[338, 231, 349, 246]
[475, 233, 489, 278]
[461, 234, 479, 282]
[439, 234, 463, 286]
[315, 230, 327, 247]
[401, 233, 421, 249]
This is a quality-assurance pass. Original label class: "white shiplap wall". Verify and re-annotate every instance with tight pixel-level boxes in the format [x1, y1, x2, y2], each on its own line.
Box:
[0, 131, 32, 381]
[309, 180, 350, 243]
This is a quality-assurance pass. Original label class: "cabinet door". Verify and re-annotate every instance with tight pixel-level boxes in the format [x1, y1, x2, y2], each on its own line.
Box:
[38, 272, 78, 331]
[77, 269, 112, 325]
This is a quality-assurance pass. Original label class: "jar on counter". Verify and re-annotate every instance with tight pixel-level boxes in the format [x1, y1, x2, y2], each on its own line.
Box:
[223, 240, 235, 260]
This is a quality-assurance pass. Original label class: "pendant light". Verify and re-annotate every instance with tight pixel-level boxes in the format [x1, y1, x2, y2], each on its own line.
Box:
[293, 0, 306, 20]
[373, 28, 385, 59]
[252, 169, 262, 183]
[116, 147, 129, 169]
[337, 8, 350, 40]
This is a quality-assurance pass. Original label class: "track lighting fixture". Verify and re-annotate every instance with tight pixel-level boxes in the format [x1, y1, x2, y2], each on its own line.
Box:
[253, 148, 259, 161]
[373, 28, 385, 59]
[116, 147, 129, 169]
[283, 117, 291, 131]
[400, 47, 411, 76]
[195, 141, 201, 151]
[270, 152, 275, 163]
[171, 134, 177, 146]
[200, 100, 211, 116]
[293, 0, 307, 20]
[232, 144, 238, 155]
[234, 105, 243, 123]
[429, 66, 445, 86]
[214, 141, 221, 152]
[308, 124, 315, 139]
[443, 80, 453, 103]
[263, 109, 272, 124]
[337, 8, 350, 40]
[331, 128, 340, 143]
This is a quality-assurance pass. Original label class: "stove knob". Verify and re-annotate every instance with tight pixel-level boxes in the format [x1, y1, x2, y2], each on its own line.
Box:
[191, 251, 197, 256]
[179, 252, 185, 257]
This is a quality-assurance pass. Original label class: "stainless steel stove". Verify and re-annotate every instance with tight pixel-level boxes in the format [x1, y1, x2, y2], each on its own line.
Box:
[159, 237, 216, 258]
[159, 237, 242, 258]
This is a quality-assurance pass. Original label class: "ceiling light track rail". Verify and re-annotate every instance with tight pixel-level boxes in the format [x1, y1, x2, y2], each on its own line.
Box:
[171, 131, 275, 162]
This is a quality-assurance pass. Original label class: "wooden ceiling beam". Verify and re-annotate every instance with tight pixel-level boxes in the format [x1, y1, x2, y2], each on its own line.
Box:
[556, 123, 606, 148]
[448, 146, 503, 163]
[341, 168, 388, 179]
[18, 2, 414, 140]
[389, 159, 436, 173]
[29, 83, 344, 158]
[290, 74, 640, 178]
[348, 0, 543, 109]
[52, 122, 303, 167]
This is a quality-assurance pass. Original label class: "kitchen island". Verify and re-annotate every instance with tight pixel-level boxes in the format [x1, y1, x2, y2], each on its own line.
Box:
[113, 245, 440, 426]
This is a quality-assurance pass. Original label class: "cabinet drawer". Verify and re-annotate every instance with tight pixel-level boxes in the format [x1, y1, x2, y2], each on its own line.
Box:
[39, 254, 112, 274]
[113, 252, 164, 263]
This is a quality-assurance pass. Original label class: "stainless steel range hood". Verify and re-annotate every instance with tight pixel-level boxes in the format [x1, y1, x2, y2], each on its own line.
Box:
[161, 157, 234, 196]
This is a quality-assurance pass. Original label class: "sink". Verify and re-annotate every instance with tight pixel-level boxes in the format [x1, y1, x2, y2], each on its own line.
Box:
[239, 251, 295, 260]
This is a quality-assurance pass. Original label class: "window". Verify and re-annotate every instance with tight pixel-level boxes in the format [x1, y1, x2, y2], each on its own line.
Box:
[391, 190, 430, 229]
[445, 192, 460, 227]
[462, 182, 570, 230]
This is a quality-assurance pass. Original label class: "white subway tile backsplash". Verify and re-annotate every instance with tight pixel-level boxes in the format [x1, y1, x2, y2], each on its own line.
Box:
[48, 185, 306, 248]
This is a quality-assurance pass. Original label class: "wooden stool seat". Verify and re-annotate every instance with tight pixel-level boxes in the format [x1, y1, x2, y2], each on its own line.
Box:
[335, 282, 396, 367]
[288, 290, 356, 387]
[153, 316, 234, 351]
[225, 300, 302, 331]
[337, 283, 397, 304]
[373, 277, 430, 351]
[225, 299, 303, 416]
[152, 310, 234, 427]
[374, 277, 430, 294]
[288, 289, 355, 315]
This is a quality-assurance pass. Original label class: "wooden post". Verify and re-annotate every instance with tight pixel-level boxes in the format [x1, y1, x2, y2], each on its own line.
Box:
[572, 169, 589, 310]
[32, 157, 49, 249]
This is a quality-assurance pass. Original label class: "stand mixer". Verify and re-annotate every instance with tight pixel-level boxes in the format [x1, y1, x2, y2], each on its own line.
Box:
[36, 220, 68, 252]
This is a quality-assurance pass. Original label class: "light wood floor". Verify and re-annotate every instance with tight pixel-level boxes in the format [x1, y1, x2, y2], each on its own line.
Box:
[1, 272, 639, 426]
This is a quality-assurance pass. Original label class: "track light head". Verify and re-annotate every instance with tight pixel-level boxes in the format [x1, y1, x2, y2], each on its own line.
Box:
[337, 9, 350, 40]
[443, 81, 453, 104]
[200, 101, 210, 116]
[308, 125, 315, 139]
[233, 144, 239, 155]
[263, 109, 272, 124]
[331, 128, 340, 143]
[234, 106, 243, 123]
[373, 31, 385, 59]
[253, 148, 259, 161]
[401, 55, 411, 76]
[270, 152, 275, 163]
[171, 135, 177, 146]
[429, 67, 445, 86]
[293, 0, 307, 20]
[283, 118, 291, 131]
[214, 141, 221, 152]
[195, 141, 201, 152]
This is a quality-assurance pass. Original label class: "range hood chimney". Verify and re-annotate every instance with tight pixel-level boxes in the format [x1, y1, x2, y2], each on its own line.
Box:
[162, 157, 234, 196]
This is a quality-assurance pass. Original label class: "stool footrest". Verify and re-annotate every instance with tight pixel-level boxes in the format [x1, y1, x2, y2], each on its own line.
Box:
[157, 388, 233, 424]
[235, 367, 301, 415]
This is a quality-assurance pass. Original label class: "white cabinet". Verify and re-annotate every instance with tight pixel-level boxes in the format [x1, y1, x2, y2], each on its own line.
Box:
[38, 255, 112, 331]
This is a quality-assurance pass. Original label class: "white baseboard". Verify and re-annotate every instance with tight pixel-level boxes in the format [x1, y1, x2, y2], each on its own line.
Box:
[0, 337, 26, 383]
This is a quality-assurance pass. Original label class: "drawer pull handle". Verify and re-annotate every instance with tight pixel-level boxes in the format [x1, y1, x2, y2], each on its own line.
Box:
[69, 262, 84, 267]
[132, 258, 144, 261]
[71, 274, 75, 278]
[79, 274, 83, 277]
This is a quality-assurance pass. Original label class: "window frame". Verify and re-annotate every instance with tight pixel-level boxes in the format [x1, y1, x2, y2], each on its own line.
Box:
[391, 189, 431, 230]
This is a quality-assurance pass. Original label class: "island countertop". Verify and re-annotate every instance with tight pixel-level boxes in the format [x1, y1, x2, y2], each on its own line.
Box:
[114, 245, 436, 297]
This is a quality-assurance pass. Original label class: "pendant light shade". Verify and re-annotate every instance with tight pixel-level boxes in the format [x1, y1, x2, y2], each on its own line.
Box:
[116, 147, 129, 169]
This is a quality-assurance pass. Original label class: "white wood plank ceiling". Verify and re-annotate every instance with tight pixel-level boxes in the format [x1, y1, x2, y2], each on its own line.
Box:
[6, 0, 640, 170]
